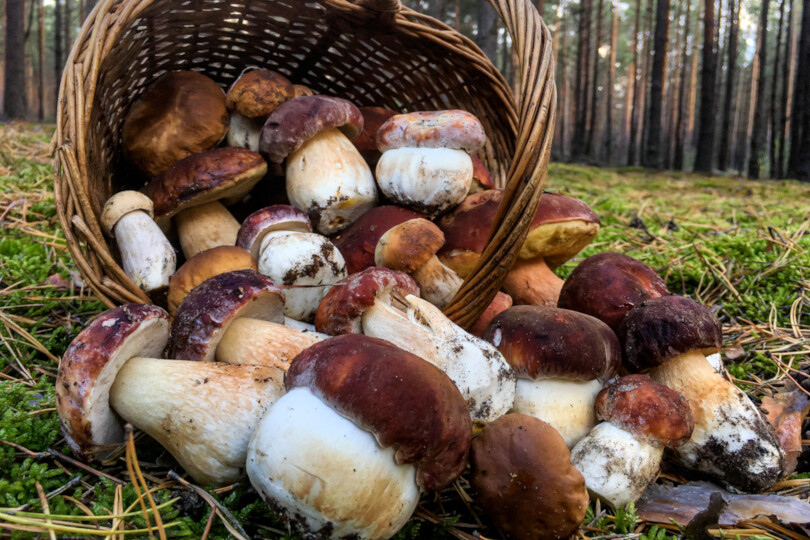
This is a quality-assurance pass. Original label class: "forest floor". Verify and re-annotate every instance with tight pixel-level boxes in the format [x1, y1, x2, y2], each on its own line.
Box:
[1, 121, 809, 539]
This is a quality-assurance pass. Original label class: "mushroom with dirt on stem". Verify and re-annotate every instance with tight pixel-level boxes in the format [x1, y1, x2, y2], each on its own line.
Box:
[100, 191, 176, 293]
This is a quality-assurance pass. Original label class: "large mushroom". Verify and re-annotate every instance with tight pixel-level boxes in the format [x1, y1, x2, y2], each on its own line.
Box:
[570, 375, 694, 508]
[483, 306, 621, 447]
[246, 334, 472, 539]
[353, 106, 398, 168]
[226, 68, 294, 152]
[121, 71, 228, 178]
[470, 414, 589, 540]
[237, 205, 348, 322]
[141, 147, 267, 258]
[375, 110, 485, 217]
[100, 191, 176, 293]
[260, 96, 377, 234]
[54, 304, 285, 486]
[618, 295, 785, 492]
[437, 190, 600, 306]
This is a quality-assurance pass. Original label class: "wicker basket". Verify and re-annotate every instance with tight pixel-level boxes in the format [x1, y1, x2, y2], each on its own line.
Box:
[53, 0, 556, 328]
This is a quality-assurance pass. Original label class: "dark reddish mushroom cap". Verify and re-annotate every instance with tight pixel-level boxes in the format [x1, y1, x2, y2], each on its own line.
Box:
[331, 206, 425, 274]
[375, 218, 445, 273]
[470, 414, 589, 540]
[315, 267, 419, 335]
[483, 306, 621, 382]
[236, 205, 312, 259]
[470, 155, 496, 191]
[259, 96, 364, 163]
[618, 295, 723, 372]
[286, 334, 472, 491]
[226, 69, 294, 119]
[469, 291, 513, 338]
[55, 304, 169, 460]
[141, 147, 267, 219]
[170, 270, 284, 362]
[354, 106, 399, 152]
[596, 375, 694, 447]
[376, 110, 486, 153]
[558, 252, 671, 332]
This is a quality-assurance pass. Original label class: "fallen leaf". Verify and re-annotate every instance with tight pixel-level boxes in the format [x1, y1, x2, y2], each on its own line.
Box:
[761, 389, 810, 475]
[724, 347, 745, 361]
[45, 273, 71, 290]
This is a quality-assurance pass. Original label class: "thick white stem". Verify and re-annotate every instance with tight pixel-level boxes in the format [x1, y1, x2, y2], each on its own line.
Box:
[109, 357, 285, 487]
[175, 201, 240, 259]
[412, 257, 464, 309]
[113, 211, 176, 292]
[217, 317, 326, 369]
[361, 300, 444, 366]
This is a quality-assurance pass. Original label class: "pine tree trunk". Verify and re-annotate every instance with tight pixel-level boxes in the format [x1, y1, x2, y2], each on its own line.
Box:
[65, 0, 73, 51]
[687, 0, 701, 146]
[717, 0, 739, 170]
[477, 0, 499, 62]
[573, 0, 593, 159]
[54, 0, 63, 110]
[626, 0, 643, 163]
[428, 0, 446, 21]
[85, 0, 97, 16]
[559, 1, 570, 158]
[604, 0, 618, 162]
[585, 0, 605, 159]
[674, 0, 694, 169]
[770, 0, 786, 178]
[694, 0, 717, 172]
[38, 0, 46, 120]
[747, 0, 770, 178]
[537, 0, 545, 18]
[779, 0, 797, 177]
[787, 0, 810, 180]
[454, 0, 460, 30]
[643, 0, 671, 167]
[4, 0, 28, 118]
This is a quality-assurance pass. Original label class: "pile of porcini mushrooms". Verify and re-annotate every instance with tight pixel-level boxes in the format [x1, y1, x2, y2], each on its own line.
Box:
[55, 68, 787, 540]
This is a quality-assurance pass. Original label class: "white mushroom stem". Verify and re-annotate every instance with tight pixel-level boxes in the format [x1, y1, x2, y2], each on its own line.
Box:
[286, 128, 378, 235]
[216, 317, 326, 369]
[412, 256, 464, 309]
[570, 422, 662, 509]
[227, 112, 263, 152]
[109, 357, 285, 486]
[706, 352, 724, 373]
[247, 387, 420, 539]
[512, 378, 603, 448]
[361, 295, 515, 424]
[175, 201, 241, 259]
[284, 316, 318, 333]
[112, 210, 176, 292]
[649, 351, 784, 490]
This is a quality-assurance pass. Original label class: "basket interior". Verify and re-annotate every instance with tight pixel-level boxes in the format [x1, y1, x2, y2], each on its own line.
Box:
[85, 0, 517, 213]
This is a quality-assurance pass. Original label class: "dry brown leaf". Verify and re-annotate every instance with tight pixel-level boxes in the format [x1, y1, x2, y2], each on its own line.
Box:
[761, 390, 810, 475]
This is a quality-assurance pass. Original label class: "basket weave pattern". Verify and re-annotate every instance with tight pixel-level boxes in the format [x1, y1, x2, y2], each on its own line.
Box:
[53, 0, 556, 328]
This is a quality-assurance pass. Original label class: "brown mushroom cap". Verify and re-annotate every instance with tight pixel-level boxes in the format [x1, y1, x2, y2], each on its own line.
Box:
[618, 295, 723, 372]
[286, 334, 472, 491]
[169, 270, 284, 362]
[375, 218, 445, 274]
[469, 291, 513, 338]
[226, 69, 294, 119]
[236, 205, 312, 259]
[141, 147, 267, 219]
[558, 252, 671, 332]
[470, 414, 589, 540]
[100, 191, 154, 236]
[121, 71, 228, 178]
[55, 304, 169, 460]
[376, 110, 486, 153]
[314, 267, 419, 335]
[483, 306, 621, 382]
[167, 246, 258, 317]
[331, 206, 426, 274]
[354, 106, 399, 152]
[596, 375, 695, 448]
[259, 96, 364, 163]
[470, 155, 496, 191]
[292, 84, 315, 98]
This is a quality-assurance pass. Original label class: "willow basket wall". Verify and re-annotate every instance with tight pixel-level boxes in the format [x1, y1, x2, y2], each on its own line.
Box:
[53, 0, 556, 328]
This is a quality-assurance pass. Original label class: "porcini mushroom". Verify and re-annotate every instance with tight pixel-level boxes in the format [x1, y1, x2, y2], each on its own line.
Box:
[141, 147, 267, 258]
[375, 218, 463, 309]
[260, 96, 377, 234]
[226, 69, 294, 152]
[246, 334, 472, 539]
[100, 191, 176, 293]
[470, 414, 589, 540]
[468, 155, 496, 193]
[121, 71, 228, 178]
[237, 205, 348, 322]
[570, 375, 694, 508]
[375, 110, 485, 217]
[354, 106, 398, 168]
[483, 306, 621, 447]
[54, 304, 285, 486]
[618, 295, 785, 492]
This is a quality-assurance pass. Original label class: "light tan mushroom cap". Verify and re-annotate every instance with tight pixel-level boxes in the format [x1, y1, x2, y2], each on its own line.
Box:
[100, 191, 154, 236]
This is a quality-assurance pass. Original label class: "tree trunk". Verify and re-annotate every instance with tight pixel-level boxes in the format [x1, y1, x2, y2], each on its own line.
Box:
[560, 1, 569, 158]
[38, 0, 46, 120]
[573, 0, 593, 158]
[627, 0, 643, 163]
[54, 0, 63, 110]
[779, 0, 797, 177]
[585, 0, 605, 159]
[85, 0, 97, 16]
[717, 0, 739, 170]
[687, 0, 701, 145]
[428, 0, 446, 21]
[694, 0, 717, 172]
[643, 0, 670, 167]
[453, 0, 460, 30]
[65, 0, 73, 51]
[4, 0, 28, 118]
[638, 0, 655, 163]
[747, 0, 770, 178]
[770, 0, 786, 178]
[673, 0, 694, 169]
[604, 0, 619, 162]
[787, 0, 810, 180]
[477, 0, 499, 62]
[664, 0, 683, 167]
[537, 0, 545, 18]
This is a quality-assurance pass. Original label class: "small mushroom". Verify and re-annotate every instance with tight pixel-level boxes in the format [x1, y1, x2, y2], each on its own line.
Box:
[170, 269, 325, 369]
[141, 147, 268, 258]
[121, 71, 228, 178]
[470, 414, 589, 540]
[570, 375, 694, 508]
[260, 96, 377, 234]
[353, 106, 398, 168]
[237, 205, 348, 322]
[618, 295, 785, 492]
[100, 191, 176, 293]
[292, 84, 315, 98]
[375, 218, 463, 309]
[226, 68, 294, 152]
[375, 110, 486, 217]
[54, 304, 285, 486]
[483, 306, 621, 447]
[468, 155, 496, 193]
[246, 334, 472, 539]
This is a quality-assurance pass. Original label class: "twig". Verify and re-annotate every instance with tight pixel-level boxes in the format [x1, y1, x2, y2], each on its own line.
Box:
[167, 471, 249, 540]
